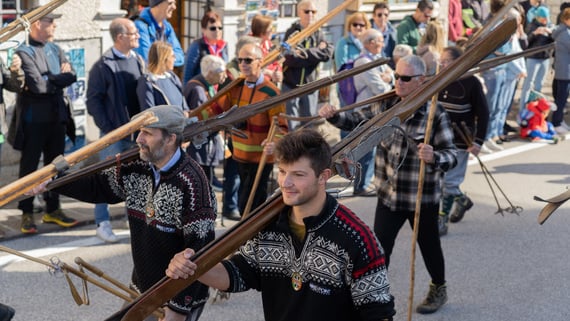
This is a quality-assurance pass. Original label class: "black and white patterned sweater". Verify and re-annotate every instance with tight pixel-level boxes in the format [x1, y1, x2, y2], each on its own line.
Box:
[56, 150, 216, 315]
[222, 194, 395, 321]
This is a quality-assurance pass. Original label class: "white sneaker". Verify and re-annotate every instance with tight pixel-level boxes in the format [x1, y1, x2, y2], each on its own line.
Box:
[554, 126, 569, 135]
[560, 121, 570, 130]
[479, 143, 493, 154]
[484, 139, 504, 151]
[96, 221, 119, 243]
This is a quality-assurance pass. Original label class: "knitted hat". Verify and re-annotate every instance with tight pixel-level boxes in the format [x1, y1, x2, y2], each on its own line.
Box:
[149, 0, 166, 7]
[535, 6, 549, 18]
[133, 105, 188, 135]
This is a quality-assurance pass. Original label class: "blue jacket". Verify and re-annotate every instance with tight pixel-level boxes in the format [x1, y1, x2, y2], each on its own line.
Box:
[134, 7, 184, 67]
[86, 48, 146, 134]
[137, 71, 189, 110]
[334, 35, 362, 70]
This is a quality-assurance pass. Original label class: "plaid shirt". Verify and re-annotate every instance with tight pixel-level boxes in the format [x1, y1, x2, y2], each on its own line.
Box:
[329, 98, 457, 211]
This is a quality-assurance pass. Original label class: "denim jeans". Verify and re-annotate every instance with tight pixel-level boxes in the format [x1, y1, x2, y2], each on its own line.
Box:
[483, 68, 508, 139]
[519, 58, 549, 111]
[442, 150, 469, 196]
[222, 138, 240, 214]
[94, 137, 133, 225]
[283, 83, 319, 130]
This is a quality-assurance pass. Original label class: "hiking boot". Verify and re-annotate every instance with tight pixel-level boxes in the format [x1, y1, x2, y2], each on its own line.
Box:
[96, 221, 119, 243]
[438, 213, 448, 236]
[0, 302, 15, 321]
[21, 213, 37, 234]
[42, 209, 79, 228]
[450, 194, 474, 223]
[416, 283, 447, 314]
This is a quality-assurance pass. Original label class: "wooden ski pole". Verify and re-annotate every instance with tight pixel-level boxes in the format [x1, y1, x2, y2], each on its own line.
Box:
[242, 116, 280, 218]
[407, 66, 440, 321]
[0, 111, 157, 207]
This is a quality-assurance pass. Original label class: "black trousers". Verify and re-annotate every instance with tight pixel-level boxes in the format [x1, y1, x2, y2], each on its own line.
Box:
[17, 121, 66, 213]
[237, 161, 273, 215]
[374, 202, 446, 285]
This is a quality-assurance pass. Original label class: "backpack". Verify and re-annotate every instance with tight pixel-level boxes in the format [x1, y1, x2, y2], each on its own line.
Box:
[337, 60, 358, 105]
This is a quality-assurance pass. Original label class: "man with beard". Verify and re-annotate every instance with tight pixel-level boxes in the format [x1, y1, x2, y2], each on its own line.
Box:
[31, 105, 216, 321]
[166, 129, 396, 321]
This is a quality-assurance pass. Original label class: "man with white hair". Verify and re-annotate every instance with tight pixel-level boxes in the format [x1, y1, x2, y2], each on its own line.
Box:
[319, 55, 457, 314]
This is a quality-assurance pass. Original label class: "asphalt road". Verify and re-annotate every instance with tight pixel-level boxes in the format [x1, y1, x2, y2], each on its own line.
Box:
[1, 137, 570, 321]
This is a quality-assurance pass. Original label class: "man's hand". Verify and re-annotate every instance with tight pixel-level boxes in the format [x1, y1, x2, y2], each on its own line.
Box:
[468, 143, 481, 156]
[158, 307, 187, 321]
[261, 139, 275, 155]
[24, 179, 51, 196]
[417, 143, 435, 164]
[166, 248, 197, 280]
[318, 103, 337, 119]
[61, 62, 72, 73]
[9, 54, 21, 72]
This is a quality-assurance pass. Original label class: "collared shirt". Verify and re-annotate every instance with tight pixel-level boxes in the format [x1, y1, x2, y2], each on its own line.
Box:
[111, 47, 136, 59]
[150, 147, 182, 185]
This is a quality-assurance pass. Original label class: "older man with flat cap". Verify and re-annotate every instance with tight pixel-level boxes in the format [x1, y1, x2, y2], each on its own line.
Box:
[38, 105, 216, 320]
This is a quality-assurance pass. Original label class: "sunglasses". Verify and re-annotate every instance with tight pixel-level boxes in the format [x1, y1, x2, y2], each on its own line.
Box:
[304, 10, 317, 14]
[237, 57, 259, 65]
[394, 73, 422, 82]
[376, 13, 389, 17]
[352, 23, 366, 28]
[209, 26, 223, 31]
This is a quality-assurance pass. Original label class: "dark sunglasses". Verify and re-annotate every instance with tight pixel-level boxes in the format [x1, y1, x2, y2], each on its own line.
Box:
[304, 10, 317, 14]
[209, 26, 223, 31]
[237, 57, 258, 65]
[376, 13, 389, 17]
[394, 73, 422, 82]
[351, 23, 366, 28]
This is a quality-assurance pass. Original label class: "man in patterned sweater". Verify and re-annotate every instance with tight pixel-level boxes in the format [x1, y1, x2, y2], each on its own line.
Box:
[198, 42, 288, 219]
[36, 105, 216, 321]
[167, 129, 396, 321]
[319, 55, 457, 314]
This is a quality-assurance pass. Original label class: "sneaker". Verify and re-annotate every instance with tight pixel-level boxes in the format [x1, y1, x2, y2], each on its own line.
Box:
[479, 143, 493, 154]
[21, 213, 37, 234]
[0, 302, 15, 321]
[96, 221, 119, 243]
[561, 121, 570, 130]
[438, 213, 448, 236]
[450, 194, 474, 223]
[353, 184, 377, 197]
[416, 283, 447, 314]
[42, 209, 79, 228]
[554, 126, 569, 135]
[484, 139, 503, 151]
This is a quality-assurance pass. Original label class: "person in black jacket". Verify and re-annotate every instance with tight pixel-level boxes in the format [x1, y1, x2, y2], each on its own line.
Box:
[281, 0, 333, 130]
[86, 17, 146, 243]
[8, 9, 77, 234]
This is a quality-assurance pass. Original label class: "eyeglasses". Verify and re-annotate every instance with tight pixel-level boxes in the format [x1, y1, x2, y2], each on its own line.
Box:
[376, 13, 389, 17]
[123, 31, 139, 36]
[394, 73, 422, 82]
[351, 23, 366, 28]
[304, 9, 317, 15]
[209, 26, 223, 31]
[237, 57, 259, 65]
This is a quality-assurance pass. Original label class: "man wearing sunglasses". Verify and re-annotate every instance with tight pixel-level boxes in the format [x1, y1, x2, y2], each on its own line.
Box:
[319, 55, 457, 315]
[134, 0, 184, 67]
[282, 0, 333, 130]
[371, 2, 397, 63]
[196, 43, 288, 219]
[396, 0, 434, 53]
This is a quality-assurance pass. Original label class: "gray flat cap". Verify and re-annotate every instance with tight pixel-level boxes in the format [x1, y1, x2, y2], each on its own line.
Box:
[133, 105, 187, 135]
